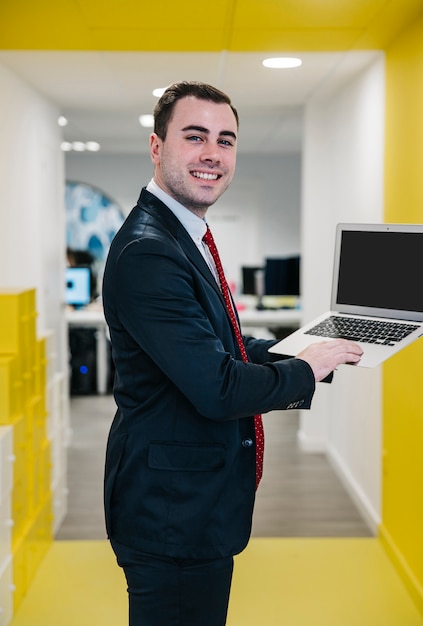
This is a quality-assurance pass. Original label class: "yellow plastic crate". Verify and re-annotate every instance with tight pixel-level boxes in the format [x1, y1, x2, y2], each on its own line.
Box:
[34, 337, 47, 398]
[0, 356, 23, 424]
[25, 494, 53, 589]
[12, 397, 48, 524]
[0, 289, 37, 360]
[11, 474, 30, 549]
[12, 494, 53, 612]
[22, 366, 36, 405]
[12, 415, 27, 484]
[11, 415, 31, 548]
[25, 395, 47, 457]
[39, 330, 56, 385]
[28, 440, 52, 516]
[38, 438, 52, 505]
[12, 533, 27, 612]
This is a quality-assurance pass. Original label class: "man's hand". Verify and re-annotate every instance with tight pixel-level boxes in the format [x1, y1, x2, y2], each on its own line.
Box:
[296, 339, 363, 382]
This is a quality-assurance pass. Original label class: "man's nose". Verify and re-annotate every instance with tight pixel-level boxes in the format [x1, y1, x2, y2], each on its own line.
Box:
[200, 144, 220, 163]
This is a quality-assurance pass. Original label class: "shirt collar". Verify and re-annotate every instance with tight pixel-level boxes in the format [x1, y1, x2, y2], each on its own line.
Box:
[146, 179, 207, 243]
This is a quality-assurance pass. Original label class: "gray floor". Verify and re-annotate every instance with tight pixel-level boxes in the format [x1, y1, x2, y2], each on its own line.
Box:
[55, 395, 372, 540]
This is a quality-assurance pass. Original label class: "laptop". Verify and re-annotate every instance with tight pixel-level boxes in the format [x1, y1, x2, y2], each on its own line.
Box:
[268, 223, 423, 367]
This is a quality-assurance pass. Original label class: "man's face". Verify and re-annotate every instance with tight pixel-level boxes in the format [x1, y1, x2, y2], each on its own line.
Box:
[150, 96, 238, 217]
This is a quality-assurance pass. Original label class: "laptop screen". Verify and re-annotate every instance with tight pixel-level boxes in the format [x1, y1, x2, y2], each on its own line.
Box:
[331, 224, 423, 321]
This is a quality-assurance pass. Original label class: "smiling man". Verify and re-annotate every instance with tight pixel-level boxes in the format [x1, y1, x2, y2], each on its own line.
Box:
[102, 81, 362, 626]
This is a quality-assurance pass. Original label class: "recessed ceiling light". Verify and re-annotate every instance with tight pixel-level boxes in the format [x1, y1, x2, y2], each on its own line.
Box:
[72, 141, 86, 152]
[139, 114, 154, 128]
[262, 57, 302, 69]
[58, 115, 68, 127]
[86, 141, 101, 152]
[152, 86, 168, 98]
[61, 140, 100, 152]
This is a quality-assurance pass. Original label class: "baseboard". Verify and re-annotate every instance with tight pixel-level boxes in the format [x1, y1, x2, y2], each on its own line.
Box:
[379, 524, 423, 618]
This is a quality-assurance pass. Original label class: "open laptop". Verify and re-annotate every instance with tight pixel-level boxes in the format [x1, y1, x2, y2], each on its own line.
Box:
[268, 223, 423, 367]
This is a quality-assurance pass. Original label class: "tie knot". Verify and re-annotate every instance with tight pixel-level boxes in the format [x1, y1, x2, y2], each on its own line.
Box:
[202, 225, 213, 246]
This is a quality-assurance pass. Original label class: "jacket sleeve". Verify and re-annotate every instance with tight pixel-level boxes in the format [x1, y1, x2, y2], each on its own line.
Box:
[243, 335, 290, 364]
[113, 237, 316, 421]
[243, 335, 333, 384]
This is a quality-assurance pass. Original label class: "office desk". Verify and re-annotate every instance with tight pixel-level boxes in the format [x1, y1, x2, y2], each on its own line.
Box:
[66, 307, 302, 394]
[238, 308, 301, 330]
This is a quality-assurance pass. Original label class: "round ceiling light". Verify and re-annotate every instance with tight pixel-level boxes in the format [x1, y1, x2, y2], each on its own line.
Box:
[86, 141, 101, 152]
[262, 57, 302, 69]
[152, 86, 168, 98]
[139, 114, 154, 128]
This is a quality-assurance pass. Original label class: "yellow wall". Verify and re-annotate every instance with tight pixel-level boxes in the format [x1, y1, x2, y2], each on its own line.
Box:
[382, 13, 423, 613]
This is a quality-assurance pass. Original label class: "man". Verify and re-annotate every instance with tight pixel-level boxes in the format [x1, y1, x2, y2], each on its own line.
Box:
[102, 81, 362, 626]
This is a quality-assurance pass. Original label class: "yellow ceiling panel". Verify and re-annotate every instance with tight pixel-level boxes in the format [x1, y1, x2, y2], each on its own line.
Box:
[0, 0, 92, 49]
[229, 0, 423, 51]
[229, 27, 364, 52]
[0, 0, 422, 51]
[0, 0, 233, 51]
[232, 0, 388, 29]
[73, 0, 231, 29]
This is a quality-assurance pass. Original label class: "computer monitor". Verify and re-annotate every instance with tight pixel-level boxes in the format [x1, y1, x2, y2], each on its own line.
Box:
[241, 266, 264, 295]
[264, 256, 300, 296]
[65, 267, 91, 308]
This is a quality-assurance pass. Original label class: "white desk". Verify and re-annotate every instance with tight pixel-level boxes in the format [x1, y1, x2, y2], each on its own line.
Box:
[238, 308, 301, 330]
[66, 307, 302, 395]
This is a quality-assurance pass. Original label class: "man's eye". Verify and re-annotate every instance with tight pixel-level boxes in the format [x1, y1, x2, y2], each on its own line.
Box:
[219, 139, 233, 147]
[187, 135, 202, 142]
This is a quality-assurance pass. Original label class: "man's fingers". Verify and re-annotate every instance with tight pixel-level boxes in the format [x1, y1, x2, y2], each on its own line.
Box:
[296, 339, 364, 381]
[330, 338, 364, 357]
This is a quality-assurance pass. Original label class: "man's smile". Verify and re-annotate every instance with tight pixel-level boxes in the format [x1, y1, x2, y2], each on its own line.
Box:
[191, 171, 221, 181]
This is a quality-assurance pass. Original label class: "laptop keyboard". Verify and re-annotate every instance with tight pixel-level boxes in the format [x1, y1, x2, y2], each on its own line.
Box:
[305, 315, 420, 346]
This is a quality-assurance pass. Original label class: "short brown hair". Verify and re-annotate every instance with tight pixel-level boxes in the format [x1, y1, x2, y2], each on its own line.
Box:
[153, 81, 239, 140]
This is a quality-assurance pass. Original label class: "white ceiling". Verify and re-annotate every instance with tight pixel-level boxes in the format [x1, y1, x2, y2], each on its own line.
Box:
[0, 49, 378, 154]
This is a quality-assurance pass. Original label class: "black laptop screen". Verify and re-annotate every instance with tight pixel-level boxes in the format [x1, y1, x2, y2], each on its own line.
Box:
[336, 230, 423, 313]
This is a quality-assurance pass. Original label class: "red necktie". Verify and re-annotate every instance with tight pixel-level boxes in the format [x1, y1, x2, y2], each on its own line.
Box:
[203, 225, 264, 489]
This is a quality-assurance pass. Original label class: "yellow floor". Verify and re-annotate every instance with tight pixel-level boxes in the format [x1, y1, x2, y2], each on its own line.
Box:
[10, 538, 423, 626]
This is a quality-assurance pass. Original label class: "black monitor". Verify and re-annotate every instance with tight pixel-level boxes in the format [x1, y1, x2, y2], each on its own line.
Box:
[241, 266, 264, 295]
[264, 256, 300, 296]
[65, 267, 91, 308]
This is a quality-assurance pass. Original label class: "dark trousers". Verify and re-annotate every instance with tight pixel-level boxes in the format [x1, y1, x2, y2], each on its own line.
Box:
[111, 540, 234, 626]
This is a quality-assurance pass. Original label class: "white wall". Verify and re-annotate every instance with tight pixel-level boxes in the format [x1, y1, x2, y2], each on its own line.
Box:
[299, 52, 385, 531]
[65, 152, 302, 293]
[0, 62, 67, 375]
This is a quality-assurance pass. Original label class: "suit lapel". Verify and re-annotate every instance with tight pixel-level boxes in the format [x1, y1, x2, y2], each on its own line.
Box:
[140, 188, 225, 301]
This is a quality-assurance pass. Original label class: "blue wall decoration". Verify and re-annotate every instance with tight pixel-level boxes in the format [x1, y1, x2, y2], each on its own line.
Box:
[65, 181, 125, 265]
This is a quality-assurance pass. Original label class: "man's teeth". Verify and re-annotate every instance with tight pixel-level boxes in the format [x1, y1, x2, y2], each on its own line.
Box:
[192, 172, 218, 180]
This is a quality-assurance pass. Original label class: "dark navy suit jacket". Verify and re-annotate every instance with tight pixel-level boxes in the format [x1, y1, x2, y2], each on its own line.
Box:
[102, 188, 316, 559]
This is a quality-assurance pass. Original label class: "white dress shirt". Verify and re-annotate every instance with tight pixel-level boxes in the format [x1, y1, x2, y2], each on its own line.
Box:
[146, 179, 220, 284]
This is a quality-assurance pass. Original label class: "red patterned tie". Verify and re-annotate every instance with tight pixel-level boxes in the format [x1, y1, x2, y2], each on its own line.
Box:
[203, 225, 264, 489]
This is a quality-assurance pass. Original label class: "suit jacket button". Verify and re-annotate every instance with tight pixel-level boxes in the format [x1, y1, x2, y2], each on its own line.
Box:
[242, 438, 253, 448]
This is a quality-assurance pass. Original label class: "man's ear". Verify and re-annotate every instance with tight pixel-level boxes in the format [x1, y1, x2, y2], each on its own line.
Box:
[150, 133, 162, 164]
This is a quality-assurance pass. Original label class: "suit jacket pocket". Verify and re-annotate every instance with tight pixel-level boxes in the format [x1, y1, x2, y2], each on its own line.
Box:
[148, 441, 225, 472]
